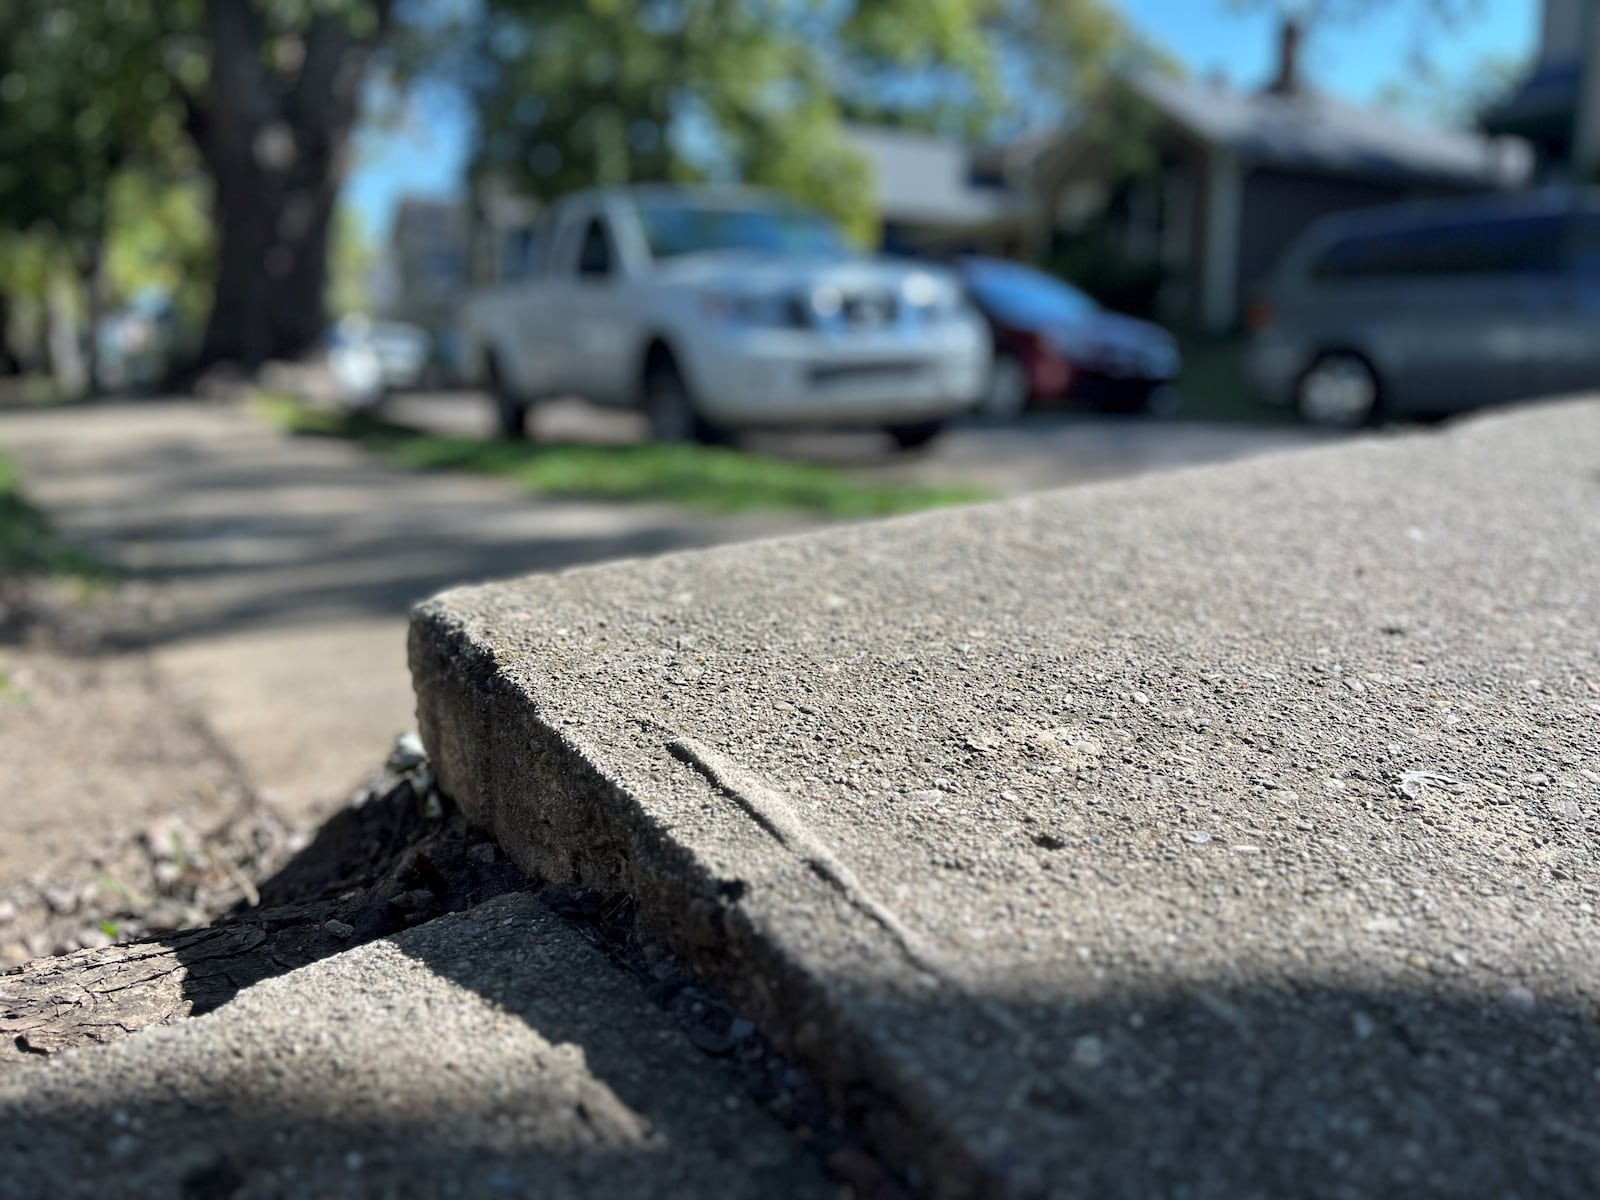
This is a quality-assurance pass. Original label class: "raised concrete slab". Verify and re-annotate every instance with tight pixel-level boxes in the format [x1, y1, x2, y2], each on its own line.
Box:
[412, 401, 1600, 1198]
[0, 892, 831, 1198]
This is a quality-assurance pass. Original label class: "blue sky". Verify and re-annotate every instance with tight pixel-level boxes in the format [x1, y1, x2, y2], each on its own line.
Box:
[345, 0, 1539, 243]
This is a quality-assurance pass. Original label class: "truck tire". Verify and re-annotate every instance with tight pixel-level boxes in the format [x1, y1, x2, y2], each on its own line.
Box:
[485, 353, 530, 441]
[885, 420, 946, 452]
[645, 354, 720, 445]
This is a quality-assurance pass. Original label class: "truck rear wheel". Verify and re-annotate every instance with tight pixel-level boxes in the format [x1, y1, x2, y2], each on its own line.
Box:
[485, 353, 530, 441]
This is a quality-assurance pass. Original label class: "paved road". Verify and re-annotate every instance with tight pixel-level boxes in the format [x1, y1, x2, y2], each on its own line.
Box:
[0, 395, 1325, 823]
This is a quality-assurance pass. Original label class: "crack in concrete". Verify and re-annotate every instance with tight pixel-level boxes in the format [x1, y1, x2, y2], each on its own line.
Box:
[666, 736, 947, 979]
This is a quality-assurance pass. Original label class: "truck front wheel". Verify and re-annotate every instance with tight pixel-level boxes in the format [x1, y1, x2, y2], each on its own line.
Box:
[645, 355, 720, 445]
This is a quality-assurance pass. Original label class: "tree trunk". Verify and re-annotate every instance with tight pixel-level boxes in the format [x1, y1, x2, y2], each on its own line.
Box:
[79, 223, 106, 396]
[43, 272, 85, 398]
[192, 0, 388, 372]
[0, 291, 18, 376]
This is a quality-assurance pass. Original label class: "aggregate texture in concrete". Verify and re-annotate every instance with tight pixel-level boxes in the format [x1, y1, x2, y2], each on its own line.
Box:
[0, 892, 833, 1199]
[413, 400, 1600, 1199]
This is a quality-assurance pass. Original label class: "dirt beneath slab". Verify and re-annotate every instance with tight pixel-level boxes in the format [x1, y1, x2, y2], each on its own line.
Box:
[0, 582, 291, 966]
[3, 757, 906, 1197]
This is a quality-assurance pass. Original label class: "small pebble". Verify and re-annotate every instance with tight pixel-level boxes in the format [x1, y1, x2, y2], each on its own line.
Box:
[388, 732, 427, 772]
[1505, 986, 1537, 1013]
[1071, 1035, 1107, 1069]
[1180, 829, 1212, 845]
[324, 919, 355, 939]
[1351, 1012, 1376, 1040]
[1132, 691, 1151, 705]
[688, 1025, 735, 1056]
[345, 1153, 364, 1171]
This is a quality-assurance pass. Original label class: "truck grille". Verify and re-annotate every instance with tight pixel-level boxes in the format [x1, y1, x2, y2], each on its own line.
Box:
[840, 290, 898, 328]
[802, 287, 901, 331]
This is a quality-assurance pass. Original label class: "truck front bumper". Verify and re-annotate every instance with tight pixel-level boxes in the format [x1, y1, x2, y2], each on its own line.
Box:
[682, 320, 990, 427]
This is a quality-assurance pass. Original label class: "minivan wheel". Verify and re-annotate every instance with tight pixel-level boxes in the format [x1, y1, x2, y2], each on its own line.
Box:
[1295, 353, 1379, 428]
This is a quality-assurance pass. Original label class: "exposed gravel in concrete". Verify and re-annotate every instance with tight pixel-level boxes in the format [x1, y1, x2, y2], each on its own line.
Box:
[0, 891, 835, 1199]
[413, 400, 1600, 1199]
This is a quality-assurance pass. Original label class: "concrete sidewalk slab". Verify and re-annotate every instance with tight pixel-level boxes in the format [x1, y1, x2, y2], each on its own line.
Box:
[0, 891, 832, 1199]
[413, 401, 1600, 1198]
[0, 400, 803, 821]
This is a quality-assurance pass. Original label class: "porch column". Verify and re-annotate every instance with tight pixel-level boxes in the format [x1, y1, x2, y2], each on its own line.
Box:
[1200, 151, 1242, 333]
[1575, 0, 1600, 181]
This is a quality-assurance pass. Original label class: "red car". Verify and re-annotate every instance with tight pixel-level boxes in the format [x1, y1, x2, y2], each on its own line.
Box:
[955, 258, 1181, 417]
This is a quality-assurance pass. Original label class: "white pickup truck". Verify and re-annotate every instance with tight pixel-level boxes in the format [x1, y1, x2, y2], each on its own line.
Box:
[457, 185, 990, 448]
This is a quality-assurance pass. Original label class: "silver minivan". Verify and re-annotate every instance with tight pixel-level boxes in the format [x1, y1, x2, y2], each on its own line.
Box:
[1246, 190, 1600, 426]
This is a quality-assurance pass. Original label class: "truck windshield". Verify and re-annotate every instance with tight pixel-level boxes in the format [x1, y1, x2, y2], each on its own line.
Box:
[636, 200, 848, 259]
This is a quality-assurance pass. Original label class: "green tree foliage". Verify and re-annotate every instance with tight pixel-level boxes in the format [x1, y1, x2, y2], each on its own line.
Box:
[328, 206, 378, 316]
[0, 0, 391, 382]
[1378, 53, 1528, 131]
[106, 173, 215, 333]
[0, 0, 188, 388]
[466, 0, 1154, 243]
[0, 2, 182, 243]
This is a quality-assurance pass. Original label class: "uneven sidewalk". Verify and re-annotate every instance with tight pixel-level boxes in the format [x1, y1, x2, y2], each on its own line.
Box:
[0, 399, 802, 823]
[0, 891, 833, 1199]
[413, 400, 1600, 1198]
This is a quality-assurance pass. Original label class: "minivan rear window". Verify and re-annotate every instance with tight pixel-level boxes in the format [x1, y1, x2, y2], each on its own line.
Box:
[1311, 214, 1564, 281]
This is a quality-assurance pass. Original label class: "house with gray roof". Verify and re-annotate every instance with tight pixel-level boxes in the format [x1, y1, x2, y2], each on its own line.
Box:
[1028, 24, 1531, 331]
[843, 124, 1033, 255]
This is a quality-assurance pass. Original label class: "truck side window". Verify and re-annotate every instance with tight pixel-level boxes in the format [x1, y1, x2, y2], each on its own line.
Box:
[577, 218, 613, 278]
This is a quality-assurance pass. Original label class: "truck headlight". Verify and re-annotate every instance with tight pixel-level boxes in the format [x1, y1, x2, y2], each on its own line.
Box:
[902, 273, 965, 324]
[701, 290, 809, 329]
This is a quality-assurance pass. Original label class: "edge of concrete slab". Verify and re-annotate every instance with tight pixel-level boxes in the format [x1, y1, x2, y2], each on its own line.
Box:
[409, 613, 986, 1196]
